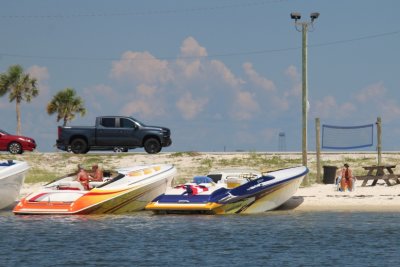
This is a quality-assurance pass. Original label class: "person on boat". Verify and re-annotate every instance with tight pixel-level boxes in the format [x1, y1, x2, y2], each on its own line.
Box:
[340, 163, 354, 192]
[76, 165, 90, 190]
[89, 164, 103, 182]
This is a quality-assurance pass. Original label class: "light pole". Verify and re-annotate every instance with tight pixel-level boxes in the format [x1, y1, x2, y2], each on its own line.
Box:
[290, 12, 319, 184]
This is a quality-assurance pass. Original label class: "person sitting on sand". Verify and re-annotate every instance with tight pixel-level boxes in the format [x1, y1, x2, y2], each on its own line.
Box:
[89, 164, 103, 182]
[76, 165, 90, 190]
[340, 163, 354, 192]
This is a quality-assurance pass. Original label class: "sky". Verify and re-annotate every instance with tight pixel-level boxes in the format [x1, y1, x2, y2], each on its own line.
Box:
[0, 0, 399, 153]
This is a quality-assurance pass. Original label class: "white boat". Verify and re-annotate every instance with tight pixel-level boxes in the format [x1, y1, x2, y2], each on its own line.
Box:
[13, 164, 176, 215]
[146, 166, 308, 214]
[0, 160, 29, 210]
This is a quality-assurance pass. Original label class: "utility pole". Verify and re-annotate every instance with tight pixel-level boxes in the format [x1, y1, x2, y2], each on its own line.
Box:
[290, 12, 320, 184]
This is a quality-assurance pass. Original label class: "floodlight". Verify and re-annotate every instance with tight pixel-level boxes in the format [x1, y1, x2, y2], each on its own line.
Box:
[310, 12, 320, 22]
[290, 12, 301, 21]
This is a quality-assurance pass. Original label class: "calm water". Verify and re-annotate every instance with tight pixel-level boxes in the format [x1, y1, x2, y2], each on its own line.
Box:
[0, 210, 399, 267]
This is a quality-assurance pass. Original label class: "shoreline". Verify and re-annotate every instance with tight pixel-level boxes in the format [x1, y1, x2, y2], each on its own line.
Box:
[18, 180, 400, 213]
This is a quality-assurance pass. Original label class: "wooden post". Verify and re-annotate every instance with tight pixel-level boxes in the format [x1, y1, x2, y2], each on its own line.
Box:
[315, 118, 321, 183]
[377, 117, 382, 165]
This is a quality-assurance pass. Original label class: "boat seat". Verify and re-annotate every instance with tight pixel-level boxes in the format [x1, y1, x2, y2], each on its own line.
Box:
[57, 181, 85, 191]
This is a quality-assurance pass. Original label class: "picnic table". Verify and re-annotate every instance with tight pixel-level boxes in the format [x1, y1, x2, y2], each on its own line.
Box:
[356, 165, 400, 187]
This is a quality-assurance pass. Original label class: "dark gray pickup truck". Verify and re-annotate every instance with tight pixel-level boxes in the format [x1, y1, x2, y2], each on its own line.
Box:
[56, 116, 172, 154]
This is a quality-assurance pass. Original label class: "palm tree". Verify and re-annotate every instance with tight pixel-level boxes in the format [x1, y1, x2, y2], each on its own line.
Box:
[0, 65, 39, 135]
[47, 88, 86, 126]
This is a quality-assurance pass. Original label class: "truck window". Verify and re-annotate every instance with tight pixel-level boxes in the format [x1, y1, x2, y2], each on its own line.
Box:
[100, 118, 116, 128]
[120, 118, 136, 128]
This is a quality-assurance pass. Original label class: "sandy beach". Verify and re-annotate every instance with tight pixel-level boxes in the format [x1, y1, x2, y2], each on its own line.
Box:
[282, 181, 400, 212]
[5, 151, 400, 212]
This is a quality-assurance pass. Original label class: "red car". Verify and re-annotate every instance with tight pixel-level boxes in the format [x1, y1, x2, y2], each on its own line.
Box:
[0, 129, 37, 154]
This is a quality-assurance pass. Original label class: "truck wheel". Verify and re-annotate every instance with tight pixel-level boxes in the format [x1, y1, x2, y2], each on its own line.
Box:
[113, 147, 124, 153]
[70, 138, 88, 154]
[144, 138, 161, 154]
[8, 142, 23, 154]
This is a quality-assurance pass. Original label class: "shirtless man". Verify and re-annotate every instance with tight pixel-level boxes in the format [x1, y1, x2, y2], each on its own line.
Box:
[89, 164, 103, 182]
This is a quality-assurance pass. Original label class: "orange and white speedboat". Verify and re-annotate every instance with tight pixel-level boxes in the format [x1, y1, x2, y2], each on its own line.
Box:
[13, 164, 176, 215]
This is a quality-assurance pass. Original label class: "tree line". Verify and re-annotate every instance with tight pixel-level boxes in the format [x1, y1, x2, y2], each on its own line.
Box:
[0, 64, 86, 135]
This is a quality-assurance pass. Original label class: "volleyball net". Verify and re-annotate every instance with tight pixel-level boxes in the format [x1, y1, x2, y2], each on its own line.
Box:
[321, 123, 374, 150]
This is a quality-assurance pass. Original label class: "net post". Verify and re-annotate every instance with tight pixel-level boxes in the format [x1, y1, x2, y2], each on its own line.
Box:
[377, 117, 382, 165]
[315, 118, 321, 183]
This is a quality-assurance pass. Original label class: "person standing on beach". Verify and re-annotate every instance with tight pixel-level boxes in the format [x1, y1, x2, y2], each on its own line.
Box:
[340, 163, 354, 191]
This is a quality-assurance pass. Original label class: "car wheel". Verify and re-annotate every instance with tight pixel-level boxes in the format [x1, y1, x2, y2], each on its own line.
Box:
[70, 138, 88, 154]
[113, 147, 124, 153]
[8, 142, 23, 154]
[144, 138, 161, 154]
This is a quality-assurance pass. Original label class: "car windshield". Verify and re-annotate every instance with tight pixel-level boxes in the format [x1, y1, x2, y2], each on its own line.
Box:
[0, 129, 11, 135]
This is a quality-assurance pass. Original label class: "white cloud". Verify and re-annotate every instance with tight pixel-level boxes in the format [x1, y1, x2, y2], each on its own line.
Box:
[355, 82, 386, 103]
[176, 92, 208, 119]
[243, 62, 276, 92]
[232, 91, 260, 120]
[352, 81, 400, 122]
[120, 83, 167, 118]
[107, 37, 299, 124]
[381, 101, 400, 121]
[110, 51, 173, 84]
[180, 36, 208, 57]
[313, 96, 356, 118]
[137, 84, 157, 97]
[120, 98, 166, 118]
[210, 60, 244, 88]
[83, 84, 118, 111]
[284, 65, 301, 97]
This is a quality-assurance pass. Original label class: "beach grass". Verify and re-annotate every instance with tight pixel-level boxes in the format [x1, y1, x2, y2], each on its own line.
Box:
[1, 151, 398, 185]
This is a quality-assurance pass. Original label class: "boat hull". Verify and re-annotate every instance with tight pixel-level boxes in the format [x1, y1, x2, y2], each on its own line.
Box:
[0, 161, 29, 210]
[214, 176, 304, 214]
[146, 166, 307, 214]
[13, 164, 176, 215]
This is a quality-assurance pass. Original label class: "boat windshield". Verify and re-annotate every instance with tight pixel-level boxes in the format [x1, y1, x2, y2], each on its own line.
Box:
[96, 173, 125, 187]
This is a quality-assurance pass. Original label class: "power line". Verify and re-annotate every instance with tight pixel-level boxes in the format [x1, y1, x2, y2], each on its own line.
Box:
[0, 30, 398, 62]
[311, 30, 400, 48]
[0, 0, 288, 19]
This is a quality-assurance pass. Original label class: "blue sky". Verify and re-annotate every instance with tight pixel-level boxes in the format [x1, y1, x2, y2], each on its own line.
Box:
[0, 0, 399, 152]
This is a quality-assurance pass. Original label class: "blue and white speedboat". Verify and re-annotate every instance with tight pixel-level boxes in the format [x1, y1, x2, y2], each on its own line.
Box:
[146, 166, 308, 214]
